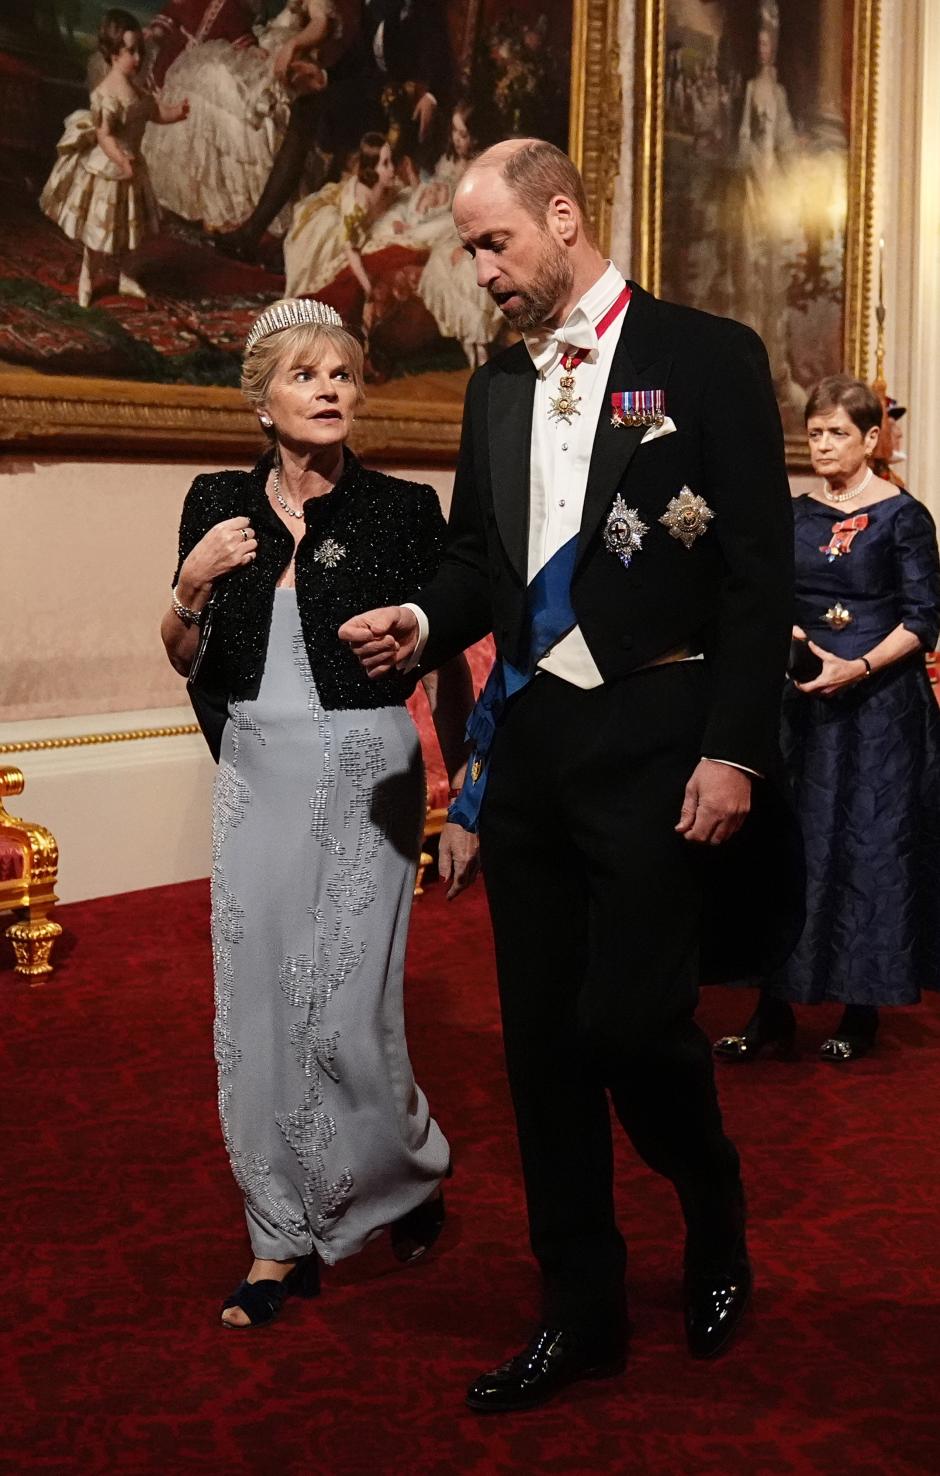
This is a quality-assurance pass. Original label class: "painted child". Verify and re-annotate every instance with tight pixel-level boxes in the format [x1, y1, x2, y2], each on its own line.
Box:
[40, 8, 189, 308]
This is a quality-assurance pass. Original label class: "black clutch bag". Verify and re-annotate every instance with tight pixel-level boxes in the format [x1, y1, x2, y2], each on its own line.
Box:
[186, 595, 215, 688]
[186, 597, 229, 763]
[787, 635, 824, 683]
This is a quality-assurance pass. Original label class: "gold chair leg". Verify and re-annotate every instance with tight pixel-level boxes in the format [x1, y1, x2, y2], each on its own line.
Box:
[6, 916, 62, 980]
[414, 850, 433, 897]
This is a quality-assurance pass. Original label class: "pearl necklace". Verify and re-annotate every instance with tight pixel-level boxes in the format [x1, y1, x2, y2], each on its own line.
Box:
[270, 464, 305, 519]
[823, 467, 873, 505]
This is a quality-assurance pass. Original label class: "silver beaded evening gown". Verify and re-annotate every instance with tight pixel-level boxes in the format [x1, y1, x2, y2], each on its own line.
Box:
[210, 588, 450, 1264]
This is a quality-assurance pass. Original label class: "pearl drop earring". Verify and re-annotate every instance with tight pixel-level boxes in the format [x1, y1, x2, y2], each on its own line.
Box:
[260, 413, 273, 428]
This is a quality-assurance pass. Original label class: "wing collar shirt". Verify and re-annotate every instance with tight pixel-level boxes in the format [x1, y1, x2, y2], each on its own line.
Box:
[404, 262, 627, 684]
[522, 259, 627, 687]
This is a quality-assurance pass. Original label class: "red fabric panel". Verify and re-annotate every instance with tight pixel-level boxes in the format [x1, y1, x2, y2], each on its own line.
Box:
[407, 635, 495, 808]
[0, 839, 26, 882]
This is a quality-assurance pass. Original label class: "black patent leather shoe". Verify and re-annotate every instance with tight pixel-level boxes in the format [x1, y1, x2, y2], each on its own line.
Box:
[465, 1326, 627, 1413]
[684, 1244, 752, 1359]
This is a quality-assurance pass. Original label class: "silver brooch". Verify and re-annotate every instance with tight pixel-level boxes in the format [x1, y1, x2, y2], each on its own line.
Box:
[660, 486, 715, 549]
[312, 538, 347, 569]
[603, 495, 649, 568]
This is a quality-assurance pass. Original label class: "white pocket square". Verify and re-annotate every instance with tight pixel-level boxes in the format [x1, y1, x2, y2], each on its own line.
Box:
[640, 416, 677, 444]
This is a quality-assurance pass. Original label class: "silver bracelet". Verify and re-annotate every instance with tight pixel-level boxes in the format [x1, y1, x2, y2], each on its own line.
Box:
[172, 589, 203, 628]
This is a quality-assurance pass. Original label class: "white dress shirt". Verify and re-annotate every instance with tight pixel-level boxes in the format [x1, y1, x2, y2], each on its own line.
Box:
[404, 262, 626, 680]
[522, 260, 627, 686]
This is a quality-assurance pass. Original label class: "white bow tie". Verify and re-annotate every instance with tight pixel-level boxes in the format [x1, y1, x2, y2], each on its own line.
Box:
[524, 316, 598, 375]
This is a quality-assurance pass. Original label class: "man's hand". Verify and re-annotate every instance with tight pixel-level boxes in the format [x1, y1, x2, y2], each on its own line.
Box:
[437, 822, 480, 899]
[675, 759, 752, 846]
[337, 606, 419, 677]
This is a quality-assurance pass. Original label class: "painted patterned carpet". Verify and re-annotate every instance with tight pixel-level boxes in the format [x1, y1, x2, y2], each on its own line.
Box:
[3, 878, 939, 1475]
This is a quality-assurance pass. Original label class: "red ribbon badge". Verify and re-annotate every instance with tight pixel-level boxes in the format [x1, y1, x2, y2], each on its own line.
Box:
[820, 514, 869, 561]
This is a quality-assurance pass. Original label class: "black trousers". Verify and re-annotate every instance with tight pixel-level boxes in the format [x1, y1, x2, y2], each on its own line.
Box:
[479, 664, 744, 1334]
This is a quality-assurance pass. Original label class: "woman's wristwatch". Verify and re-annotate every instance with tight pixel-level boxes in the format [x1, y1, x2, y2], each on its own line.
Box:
[172, 589, 204, 629]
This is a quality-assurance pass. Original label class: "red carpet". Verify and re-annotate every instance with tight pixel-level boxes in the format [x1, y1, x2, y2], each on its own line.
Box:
[3, 880, 940, 1475]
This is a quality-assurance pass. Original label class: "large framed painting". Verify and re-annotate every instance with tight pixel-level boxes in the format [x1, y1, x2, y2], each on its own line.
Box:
[632, 0, 878, 465]
[0, 0, 621, 460]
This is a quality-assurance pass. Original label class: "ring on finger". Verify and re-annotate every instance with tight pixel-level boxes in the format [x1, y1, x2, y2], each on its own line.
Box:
[242, 527, 250, 542]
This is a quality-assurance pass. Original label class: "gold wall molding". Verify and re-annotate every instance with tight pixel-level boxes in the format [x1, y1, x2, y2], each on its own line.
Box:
[632, 0, 880, 470]
[0, 0, 622, 464]
[0, 724, 200, 756]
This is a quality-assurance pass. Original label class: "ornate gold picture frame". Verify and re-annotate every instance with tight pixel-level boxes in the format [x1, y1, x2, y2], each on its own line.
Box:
[632, 0, 878, 467]
[0, 0, 621, 463]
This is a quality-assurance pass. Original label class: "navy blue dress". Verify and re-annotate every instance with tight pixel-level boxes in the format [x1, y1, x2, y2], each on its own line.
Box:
[768, 491, 940, 1006]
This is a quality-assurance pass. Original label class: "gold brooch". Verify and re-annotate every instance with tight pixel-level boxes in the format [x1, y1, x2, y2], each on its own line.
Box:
[659, 486, 715, 549]
[548, 384, 581, 423]
[824, 602, 853, 630]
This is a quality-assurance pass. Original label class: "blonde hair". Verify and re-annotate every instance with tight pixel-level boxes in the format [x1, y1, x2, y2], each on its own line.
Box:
[241, 316, 365, 436]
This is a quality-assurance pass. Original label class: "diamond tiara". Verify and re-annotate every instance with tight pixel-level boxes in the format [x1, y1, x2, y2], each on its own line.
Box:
[245, 298, 344, 353]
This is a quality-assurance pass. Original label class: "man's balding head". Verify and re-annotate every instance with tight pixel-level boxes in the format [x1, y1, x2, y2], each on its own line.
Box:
[452, 138, 604, 332]
[459, 138, 593, 241]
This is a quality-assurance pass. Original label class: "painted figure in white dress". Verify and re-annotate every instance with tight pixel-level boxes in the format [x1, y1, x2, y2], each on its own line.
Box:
[414, 101, 503, 368]
[143, 0, 338, 237]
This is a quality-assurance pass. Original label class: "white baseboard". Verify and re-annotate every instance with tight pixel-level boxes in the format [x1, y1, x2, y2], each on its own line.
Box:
[0, 707, 215, 904]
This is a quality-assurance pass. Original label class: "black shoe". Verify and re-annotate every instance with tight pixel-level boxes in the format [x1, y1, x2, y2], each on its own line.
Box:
[819, 1034, 873, 1061]
[390, 1188, 446, 1263]
[714, 1006, 797, 1062]
[465, 1326, 627, 1413]
[684, 1242, 752, 1359]
[821, 1005, 878, 1061]
[220, 1252, 320, 1329]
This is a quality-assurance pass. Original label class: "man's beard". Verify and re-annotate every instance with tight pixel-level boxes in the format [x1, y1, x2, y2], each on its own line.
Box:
[489, 233, 574, 332]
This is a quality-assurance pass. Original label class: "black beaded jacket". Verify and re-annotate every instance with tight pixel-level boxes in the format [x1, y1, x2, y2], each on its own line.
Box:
[174, 449, 446, 758]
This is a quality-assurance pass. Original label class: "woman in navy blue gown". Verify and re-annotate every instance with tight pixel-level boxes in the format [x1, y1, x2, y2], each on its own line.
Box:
[715, 375, 940, 1061]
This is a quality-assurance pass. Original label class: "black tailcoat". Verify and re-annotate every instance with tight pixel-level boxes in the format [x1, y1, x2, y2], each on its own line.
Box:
[418, 282, 805, 982]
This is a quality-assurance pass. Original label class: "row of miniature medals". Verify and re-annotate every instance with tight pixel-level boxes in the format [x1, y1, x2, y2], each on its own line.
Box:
[550, 352, 869, 624]
[550, 365, 714, 569]
[820, 513, 868, 630]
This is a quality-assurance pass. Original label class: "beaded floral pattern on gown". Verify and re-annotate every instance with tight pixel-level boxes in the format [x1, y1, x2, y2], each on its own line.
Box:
[40, 88, 160, 255]
[769, 492, 940, 1006]
[211, 589, 449, 1263]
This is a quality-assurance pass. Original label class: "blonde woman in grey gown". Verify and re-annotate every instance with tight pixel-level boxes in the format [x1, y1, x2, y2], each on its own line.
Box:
[161, 298, 479, 1328]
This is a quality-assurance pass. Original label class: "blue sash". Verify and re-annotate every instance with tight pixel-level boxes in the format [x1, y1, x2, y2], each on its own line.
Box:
[448, 536, 579, 832]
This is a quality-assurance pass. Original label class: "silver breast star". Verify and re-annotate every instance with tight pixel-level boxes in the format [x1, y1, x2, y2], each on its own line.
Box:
[603, 495, 649, 569]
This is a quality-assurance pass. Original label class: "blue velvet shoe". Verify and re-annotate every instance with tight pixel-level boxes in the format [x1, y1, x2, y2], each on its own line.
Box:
[220, 1253, 320, 1329]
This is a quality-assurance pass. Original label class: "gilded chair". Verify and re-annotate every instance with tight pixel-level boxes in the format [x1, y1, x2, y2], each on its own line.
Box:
[0, 765, 61, 979]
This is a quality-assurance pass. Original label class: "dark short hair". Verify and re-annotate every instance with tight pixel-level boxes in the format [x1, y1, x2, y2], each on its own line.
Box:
[357, 132, 388, 188]
[98, 8, 141, 59]
[804, 375, 883, 437]
[500, 140, 594, 241]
